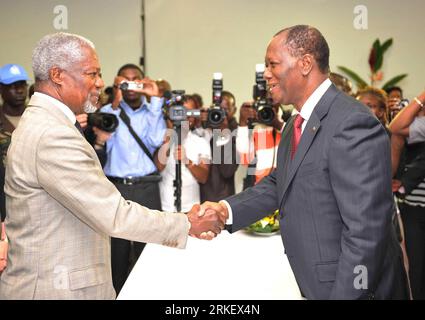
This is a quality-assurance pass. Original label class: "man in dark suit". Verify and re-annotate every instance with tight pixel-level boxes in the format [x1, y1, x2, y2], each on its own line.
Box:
[200, 25, 409, 299]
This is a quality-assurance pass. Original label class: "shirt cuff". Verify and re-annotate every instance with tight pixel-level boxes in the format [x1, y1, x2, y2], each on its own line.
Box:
[149, 96, 164, 111]
[236, 126, 250, 153]
[219, 200, 233, 225]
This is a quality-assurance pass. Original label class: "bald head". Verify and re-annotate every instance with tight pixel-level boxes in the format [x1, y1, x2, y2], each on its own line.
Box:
[275, 25, 330, 74]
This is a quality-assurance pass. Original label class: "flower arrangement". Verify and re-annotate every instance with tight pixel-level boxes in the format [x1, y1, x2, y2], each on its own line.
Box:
[338, 38, 407, 92]
[246, 210, 280, 234]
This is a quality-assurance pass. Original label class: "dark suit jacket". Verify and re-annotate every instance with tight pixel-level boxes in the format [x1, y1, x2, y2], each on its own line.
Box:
[399, 142, 425, 195]
[226, 84, 408, 299]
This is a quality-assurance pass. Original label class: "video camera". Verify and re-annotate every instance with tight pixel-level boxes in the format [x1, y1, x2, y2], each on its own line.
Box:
[164, 90, 201, 124]
[252, 64, 275, 125]
[87, 112, 119, 132]
[206, 72, 226, 127]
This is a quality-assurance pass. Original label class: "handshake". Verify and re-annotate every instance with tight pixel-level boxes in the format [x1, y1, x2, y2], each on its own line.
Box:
[186, 201, 229, 240]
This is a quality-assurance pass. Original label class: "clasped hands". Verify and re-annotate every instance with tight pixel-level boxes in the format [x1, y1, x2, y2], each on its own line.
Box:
[187, 201, 229, 240]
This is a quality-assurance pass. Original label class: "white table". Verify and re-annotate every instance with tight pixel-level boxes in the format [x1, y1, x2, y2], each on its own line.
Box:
[118, 230, 302, 300]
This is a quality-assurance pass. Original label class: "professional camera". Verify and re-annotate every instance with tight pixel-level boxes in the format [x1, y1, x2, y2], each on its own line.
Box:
[87, 112, 119, 132]
[165, 90, 201, 123]
[207, 72, 226, 127]
[252, 64, 275, 125]
[119, 81, 143, 91]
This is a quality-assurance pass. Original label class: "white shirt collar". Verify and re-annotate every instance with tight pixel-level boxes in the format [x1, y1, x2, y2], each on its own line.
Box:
[299, 78, 332, 133]
[33, 92, 76, 124]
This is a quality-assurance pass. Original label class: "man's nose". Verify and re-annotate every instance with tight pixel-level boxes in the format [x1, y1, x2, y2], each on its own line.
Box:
[263, 68, 272, 80]
[96, 76, 105, 89]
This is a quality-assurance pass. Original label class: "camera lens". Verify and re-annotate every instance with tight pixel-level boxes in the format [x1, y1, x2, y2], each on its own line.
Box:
[119, 82, 129, 91]
[88, 113, 119, 132]
[257, 106, 275, 125]
[208, 108, 225, 126]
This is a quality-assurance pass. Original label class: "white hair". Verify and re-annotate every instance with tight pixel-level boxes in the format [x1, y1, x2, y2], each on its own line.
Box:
[32, 32, 95, 81]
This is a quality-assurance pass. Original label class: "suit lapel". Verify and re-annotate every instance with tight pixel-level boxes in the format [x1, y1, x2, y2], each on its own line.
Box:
[279, 84, 340, 207]
[277, 116, 295, 188]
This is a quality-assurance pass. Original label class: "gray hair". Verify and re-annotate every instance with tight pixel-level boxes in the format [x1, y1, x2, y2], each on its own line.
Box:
[32, 32, 95, 81]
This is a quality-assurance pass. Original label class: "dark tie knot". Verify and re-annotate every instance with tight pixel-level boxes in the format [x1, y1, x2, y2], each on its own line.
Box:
[74, 120, 84, 134]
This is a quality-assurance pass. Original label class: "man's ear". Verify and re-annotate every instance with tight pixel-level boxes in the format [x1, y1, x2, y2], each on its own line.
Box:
[298, 54, 314, 76]
[49, 67, 65, 85]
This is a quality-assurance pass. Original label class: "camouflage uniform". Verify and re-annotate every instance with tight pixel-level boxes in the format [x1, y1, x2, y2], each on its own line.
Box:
[0, 124, 11, 168]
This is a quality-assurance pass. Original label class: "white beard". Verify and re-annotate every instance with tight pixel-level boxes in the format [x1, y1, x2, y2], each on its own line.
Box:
[84, 93, 99, 113]
[84, 101, 98, 113]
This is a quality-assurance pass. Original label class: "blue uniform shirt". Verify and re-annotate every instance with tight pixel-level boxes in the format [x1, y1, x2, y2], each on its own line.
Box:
[101, 96, 166, 177]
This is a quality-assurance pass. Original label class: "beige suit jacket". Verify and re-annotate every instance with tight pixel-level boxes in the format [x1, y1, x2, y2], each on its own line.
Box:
[0, 94, 190, 299]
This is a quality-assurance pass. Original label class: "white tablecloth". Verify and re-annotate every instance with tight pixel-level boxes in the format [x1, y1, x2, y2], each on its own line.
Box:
[118, 230, 302, 300]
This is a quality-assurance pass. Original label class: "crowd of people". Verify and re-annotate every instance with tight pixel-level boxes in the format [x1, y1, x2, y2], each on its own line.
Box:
[0, 25, 424, 299]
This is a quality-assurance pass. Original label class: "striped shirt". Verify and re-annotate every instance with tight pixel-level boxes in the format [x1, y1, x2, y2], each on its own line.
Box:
[403, 118, 425, 207]
[236, 125, 281, 184]
[404, 180, 425, 207]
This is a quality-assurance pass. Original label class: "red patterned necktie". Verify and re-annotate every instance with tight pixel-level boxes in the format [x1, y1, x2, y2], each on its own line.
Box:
[291, 114, 304, 159]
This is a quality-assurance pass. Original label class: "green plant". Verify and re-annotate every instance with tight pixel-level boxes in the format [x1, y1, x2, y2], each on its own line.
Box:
[337, 38, 407, 91]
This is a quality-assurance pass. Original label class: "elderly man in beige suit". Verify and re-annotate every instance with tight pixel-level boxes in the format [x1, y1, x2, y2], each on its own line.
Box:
[0, 33, 224, 300]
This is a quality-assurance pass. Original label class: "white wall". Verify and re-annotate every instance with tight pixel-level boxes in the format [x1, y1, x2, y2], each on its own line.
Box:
[1, 0, 424, 192]
[1, 0, 423, 99]
[0, 0, 142, 86]
[145, 0, 425, 102]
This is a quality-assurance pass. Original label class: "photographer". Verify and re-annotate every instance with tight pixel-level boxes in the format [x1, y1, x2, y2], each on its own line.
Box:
[155, 95, 211, 212]
[96, 63, 166, 294]
[74, 96, 114, 167]
[236, 102, 283, 186]
[200, 91, 239, 202]
[389, 89, 425, 299]
[386, 86, 405, 122]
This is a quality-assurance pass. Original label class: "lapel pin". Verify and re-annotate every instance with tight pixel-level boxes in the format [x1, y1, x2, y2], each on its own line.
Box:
[312, 126, 317, 132]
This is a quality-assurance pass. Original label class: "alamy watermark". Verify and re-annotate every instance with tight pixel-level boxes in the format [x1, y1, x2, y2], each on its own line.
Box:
[353, 5, 368, 30]
[53, 5, 68, 30]
[353, 265, 368, 290]
[156, 123, 274, 177]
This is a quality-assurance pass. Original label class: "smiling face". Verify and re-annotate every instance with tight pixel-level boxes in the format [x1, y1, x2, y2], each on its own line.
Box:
[264, 33, 302, 107]
[57, 46, 104, 114]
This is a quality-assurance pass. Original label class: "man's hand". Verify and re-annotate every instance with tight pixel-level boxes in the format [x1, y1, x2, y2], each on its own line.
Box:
[92, 126, 112, 147]
[0, 223, 8, 273]
[76, 113, 88, 130]
[187, 204, 225, 240]
[197, 201, 229, 239]
[388, 98, 402, 120]
[392, 179, 402, 193]
[239, 102, 257, 126]
[111, 76, 126, 109]
[137, 78, 160, 97]
[174, 145, 188, 164]
[0, 241, 7, 273]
